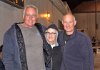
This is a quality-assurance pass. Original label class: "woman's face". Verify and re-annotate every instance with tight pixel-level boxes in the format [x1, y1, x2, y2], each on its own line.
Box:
[45, 28, 57, 44]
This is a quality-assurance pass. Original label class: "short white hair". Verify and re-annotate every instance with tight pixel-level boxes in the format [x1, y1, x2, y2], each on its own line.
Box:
[23, 5, 38, 18]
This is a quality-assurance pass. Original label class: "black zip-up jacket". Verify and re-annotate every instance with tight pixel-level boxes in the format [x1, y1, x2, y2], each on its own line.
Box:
[43, 42, 62, 70]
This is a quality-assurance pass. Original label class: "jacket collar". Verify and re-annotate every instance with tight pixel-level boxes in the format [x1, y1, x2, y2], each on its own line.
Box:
[64, 28, 77, 41]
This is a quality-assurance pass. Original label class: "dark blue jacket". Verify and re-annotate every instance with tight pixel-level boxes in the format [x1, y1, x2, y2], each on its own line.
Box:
[59, 29, 94, 70]
[3, 23, 45, 70]
[3, 23, 22, 70]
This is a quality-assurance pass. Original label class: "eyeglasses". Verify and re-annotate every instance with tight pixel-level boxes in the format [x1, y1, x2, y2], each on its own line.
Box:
[45, 32, 57, 35]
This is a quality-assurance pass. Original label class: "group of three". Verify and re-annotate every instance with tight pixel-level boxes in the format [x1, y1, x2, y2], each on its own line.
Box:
[2, 5, 94, 70]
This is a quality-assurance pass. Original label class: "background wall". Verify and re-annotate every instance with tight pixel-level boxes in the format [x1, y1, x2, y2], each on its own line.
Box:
[73, 0, 100, 41]
[74, 13, 100, 41]
[25, 0, 63, 26]
[96, 13, 100, 41]
[0, 1, 23, 45]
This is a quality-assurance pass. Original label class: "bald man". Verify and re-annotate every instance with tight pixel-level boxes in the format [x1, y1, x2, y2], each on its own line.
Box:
[58, 13, 94, 70]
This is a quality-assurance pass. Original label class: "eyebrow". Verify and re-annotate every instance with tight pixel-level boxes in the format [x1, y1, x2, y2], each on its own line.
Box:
[45, 32, 56, 33]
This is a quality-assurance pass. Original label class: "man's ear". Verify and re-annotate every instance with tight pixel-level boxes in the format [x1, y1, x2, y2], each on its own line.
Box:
[62, 21, 63, 24]
[74, 20, 77, 26]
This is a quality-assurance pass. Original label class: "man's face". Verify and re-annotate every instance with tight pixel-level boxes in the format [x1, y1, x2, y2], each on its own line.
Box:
[23, 7, 37, 27]
[62, 14, 76, 35]
[45, 28, 57, 44]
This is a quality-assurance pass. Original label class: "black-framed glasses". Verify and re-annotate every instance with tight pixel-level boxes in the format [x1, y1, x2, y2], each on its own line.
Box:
[45, 32, 57, 35]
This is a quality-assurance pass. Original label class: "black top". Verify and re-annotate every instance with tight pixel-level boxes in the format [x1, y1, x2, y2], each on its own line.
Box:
[52, 46, 62, 70]
[43, 43, 62, 70]
[0, 60, 5, 70]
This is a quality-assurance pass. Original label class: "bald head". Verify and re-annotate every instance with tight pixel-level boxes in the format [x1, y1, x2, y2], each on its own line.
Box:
[62, 13, 76, 35]
[63, 13, 76, 22]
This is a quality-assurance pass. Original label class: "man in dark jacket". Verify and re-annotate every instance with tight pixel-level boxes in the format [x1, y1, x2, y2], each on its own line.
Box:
[59, 13, 94, 70]
[3, 5, 46, 70]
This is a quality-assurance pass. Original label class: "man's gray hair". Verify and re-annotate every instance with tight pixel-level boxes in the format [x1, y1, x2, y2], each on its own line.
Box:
[23, 5, 38, 18]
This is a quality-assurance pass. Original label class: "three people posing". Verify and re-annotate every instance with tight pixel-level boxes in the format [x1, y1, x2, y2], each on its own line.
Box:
[3, 4, 94, 70]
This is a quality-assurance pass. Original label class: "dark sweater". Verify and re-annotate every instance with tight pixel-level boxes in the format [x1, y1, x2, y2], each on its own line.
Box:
[59, 29, 94, 70]
[52, 46, 62, 70]
[43, 43, 62, 70]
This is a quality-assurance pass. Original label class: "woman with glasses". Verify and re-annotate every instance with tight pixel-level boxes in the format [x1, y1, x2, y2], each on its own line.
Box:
[43, 24, 62, 70]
